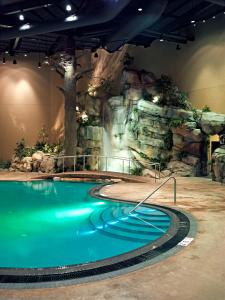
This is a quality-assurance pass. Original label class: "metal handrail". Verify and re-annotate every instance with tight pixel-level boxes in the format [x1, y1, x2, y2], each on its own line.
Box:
[129, 176, 177, 214]
[56, 154, 161, 181]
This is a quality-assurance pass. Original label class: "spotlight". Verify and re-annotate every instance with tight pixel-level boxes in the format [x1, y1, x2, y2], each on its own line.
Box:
[66, 4, 72, 11]
[65, 14, 78, 22]
[13, 57, 17, 64]
[24, 53, 27, 57]
[94, 52, 98, 58]
[20, 23, 31, 30]
[160, 38, 164, 42]
[212, 15, 216, 19]
[138, 8, 143, 12]
[2, 57, 6, 64]
[19, 14, 24, 21]
[38, 61, 42, 69]
[5, 51, 8, 54]
[202, 19, 206, 23]
[190, 20, 195, 24]
[176, 44, 181, 50]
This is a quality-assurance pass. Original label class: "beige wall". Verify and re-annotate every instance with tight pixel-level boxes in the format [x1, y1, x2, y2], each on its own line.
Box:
[129, 14, 225, 114]
[0, 57, 64, 161]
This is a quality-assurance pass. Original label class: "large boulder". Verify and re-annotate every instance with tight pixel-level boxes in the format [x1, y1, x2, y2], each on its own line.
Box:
[212, 146, 225, 182]
[40, 154, 55, 173]
[200, 112, 225, 135]
[167, 160, 195, 176]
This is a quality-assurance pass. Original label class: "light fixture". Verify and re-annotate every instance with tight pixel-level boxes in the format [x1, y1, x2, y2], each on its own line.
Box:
[66, 4, 72, 11]
[20, 23, 31, 30]
[212, 15, 216, 19]
[190, 20, 195, 24]
[65, 14, 78, 22]
[19, 14, 24, 21]
[138, 7, 143, 12]
[176, 44, 181, 50]
[5, 50, 8, 54]
[202, 19, 206, 23]
[152, 96, 159, 103]
[160, 38, 164, 42]
[24, 53, 27, 57]
[13, 56, 17, 64]
[2, 57, 6, 64]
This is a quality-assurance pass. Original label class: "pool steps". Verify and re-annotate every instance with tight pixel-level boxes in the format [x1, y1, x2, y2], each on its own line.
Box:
[89, 205, 170, 243]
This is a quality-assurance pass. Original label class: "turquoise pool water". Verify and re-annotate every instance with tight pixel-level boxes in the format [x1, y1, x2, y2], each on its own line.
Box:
[0, 181, 171, 268]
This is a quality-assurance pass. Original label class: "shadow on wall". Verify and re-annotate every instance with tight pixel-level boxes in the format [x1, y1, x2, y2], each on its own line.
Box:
[0, 64, 53, 160]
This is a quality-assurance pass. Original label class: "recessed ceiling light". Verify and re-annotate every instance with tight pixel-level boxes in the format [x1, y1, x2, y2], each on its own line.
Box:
[66, 4, 72, 11]
[19, 14, 24, 21]
[20, 23, 31, 30]
[65, 14, 78, 22]
[190, 20, 195, 24]
[138, 8, 143, 12]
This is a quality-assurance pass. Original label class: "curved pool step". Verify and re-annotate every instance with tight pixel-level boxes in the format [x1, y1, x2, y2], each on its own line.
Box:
[112, 206, 170, 229]
[102, 207, 166, 235]
[89, 205, 169, 243]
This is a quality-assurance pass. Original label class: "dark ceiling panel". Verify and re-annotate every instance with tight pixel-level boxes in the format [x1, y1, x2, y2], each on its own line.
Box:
[0, 0, 224, 55]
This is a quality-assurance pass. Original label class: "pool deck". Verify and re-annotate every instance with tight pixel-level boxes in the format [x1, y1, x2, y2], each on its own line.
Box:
[0, 171, 224, 300]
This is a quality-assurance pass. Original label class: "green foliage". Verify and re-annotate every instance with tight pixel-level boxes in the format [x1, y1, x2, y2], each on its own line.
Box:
[14, 138, 28, 160]
[79, 115, 100, 127]
[130, 166, 143, 176]
[84, 164, 91, 171]
[191, 107, 201, 123]
[155, 74, 190, 109]
[14, 135, 63, 160]
[0, 160, 11, 169]
[202, 105, 211, 112]
[169, 118, 185, 128]
[37, 125, 48, 143]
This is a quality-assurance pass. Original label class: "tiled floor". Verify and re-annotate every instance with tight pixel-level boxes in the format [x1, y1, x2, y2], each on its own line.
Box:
[0, 172, 224, 300]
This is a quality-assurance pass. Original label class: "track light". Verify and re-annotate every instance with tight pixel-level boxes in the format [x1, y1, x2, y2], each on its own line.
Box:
[66, 4, 72, 11]
[20, 23, 31, 30]
[2, 57, 6, 64]
[65, 14, 78, 22]
[19, 14, 24, 21]
[176, 44, 181, 50]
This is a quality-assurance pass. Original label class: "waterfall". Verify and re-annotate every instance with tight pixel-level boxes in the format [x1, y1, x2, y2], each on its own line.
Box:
[101, 97, 132, 173]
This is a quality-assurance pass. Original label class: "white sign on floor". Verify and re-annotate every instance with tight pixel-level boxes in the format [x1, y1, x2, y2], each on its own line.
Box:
[178, 237, 194, 247]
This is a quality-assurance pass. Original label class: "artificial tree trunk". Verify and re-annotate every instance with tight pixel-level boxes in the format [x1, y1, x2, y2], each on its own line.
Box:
[63, 59, 77, 158]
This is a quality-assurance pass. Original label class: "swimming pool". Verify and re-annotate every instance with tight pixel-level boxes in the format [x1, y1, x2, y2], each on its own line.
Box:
[0, 180, 190, 284]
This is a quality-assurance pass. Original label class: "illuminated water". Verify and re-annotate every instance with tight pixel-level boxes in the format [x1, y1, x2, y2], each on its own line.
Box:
[0, 181, 171, 268]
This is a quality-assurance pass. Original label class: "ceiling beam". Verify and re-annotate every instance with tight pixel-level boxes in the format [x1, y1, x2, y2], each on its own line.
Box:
[206, 0, 225, 6]
[1, 0, 64, 15]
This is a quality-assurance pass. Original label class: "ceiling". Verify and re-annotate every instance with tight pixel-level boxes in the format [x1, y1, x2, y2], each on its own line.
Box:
[0, 0, 225, 56]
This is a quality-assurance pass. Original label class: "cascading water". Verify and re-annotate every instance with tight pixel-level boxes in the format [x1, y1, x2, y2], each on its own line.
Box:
[101, 96, 132, 173]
